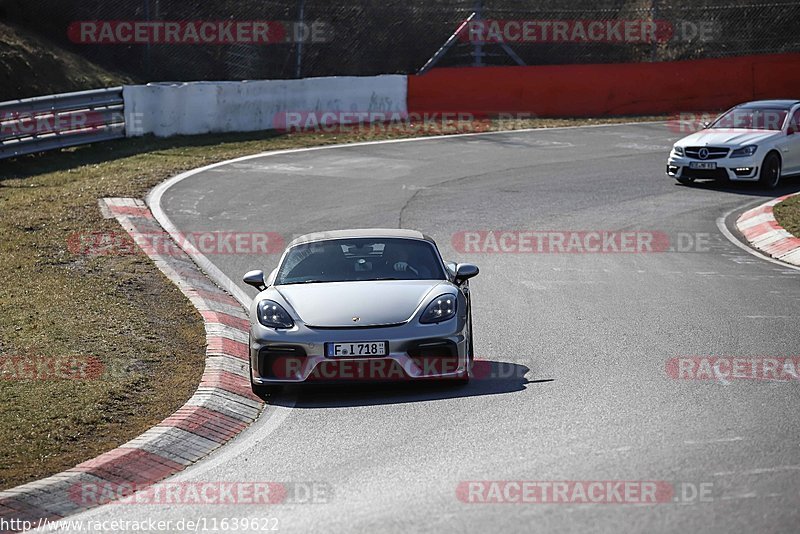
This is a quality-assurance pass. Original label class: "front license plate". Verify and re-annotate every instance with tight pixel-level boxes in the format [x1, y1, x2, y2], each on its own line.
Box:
[690, 161, 717, 170]
[327, 342, 389, 358]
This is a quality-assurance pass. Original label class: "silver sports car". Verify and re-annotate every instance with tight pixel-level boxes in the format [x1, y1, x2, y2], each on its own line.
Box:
[242, 229, 479, 393]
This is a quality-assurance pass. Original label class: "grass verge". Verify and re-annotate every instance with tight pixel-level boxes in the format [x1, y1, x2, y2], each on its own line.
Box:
[0, 115, 663, 489]
[774, 194, 800, 238]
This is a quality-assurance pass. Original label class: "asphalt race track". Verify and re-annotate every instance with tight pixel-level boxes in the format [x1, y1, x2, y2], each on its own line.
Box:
[53, 123, 800, 532]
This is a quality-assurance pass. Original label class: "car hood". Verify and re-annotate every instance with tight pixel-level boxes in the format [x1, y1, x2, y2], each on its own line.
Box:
[678, 129, 781, 147]
[275, 280, 450, 327]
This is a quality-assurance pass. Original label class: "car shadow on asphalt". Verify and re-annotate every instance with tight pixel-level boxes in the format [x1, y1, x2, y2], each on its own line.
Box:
[674, 175, 800, 197]
[263, 361, 543, 408]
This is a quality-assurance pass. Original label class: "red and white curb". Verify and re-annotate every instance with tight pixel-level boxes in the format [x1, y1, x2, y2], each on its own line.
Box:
[0, 198, 262, 531]
[736, 193, 800, 266]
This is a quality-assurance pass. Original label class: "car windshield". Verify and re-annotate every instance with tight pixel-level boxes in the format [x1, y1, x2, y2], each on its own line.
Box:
[275, 238, 447, 285]
[711, 108, 788, 131]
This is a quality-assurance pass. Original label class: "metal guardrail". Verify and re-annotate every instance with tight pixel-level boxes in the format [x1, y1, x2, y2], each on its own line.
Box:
[0, 87, 126, 160]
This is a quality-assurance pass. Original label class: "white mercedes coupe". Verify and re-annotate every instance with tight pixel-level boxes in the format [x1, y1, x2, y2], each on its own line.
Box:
[667, 100, 800, 188]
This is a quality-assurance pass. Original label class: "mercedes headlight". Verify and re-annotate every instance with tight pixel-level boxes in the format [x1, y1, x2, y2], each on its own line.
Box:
[730, 145, 758, 158]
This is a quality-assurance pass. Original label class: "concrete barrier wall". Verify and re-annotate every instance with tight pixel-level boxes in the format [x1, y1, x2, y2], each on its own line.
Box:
[123, 53, 800, 139]
[408, 53, 800, 117]
[124, 75, 408, 137]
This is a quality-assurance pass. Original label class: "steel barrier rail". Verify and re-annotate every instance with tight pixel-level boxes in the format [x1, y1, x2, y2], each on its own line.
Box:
[0, 87, 126, 161]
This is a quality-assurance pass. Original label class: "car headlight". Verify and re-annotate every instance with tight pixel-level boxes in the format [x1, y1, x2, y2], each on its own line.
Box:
[257, 300, 294, 329]
[420, 294, 457, 324]
[730, 145, 758, 158]
[673, 146, 684, 156]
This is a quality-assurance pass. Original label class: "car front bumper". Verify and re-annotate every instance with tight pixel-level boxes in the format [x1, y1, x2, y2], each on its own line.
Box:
[666, 155, 760, 182]
[249, 316, 469, 384]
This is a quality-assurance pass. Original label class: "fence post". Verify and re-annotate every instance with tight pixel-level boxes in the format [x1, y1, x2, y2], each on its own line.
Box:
[143, 0, 152, 77]
[472, 0, 485, 67]
[295, 0, 306, 78]
[651, 0, 659, 62]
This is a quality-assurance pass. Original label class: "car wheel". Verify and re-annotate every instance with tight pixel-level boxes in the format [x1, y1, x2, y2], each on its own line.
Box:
[452, 360, 471, 385]
[468, 306, 475, 370]
[676, 177, 695, 185]
[759, 153, 782, 189]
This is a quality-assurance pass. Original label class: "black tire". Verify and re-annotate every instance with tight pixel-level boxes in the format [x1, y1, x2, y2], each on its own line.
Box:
[676, 177, 695, 185]
[467, 305, 475, 371]
[759, 152, 782, 189]
[451, 365, 471, 385]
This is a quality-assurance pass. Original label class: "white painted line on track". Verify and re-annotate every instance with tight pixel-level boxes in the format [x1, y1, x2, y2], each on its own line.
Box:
[684, 437, 743, 445]
[716, 209, 800, 273]
[719, 493, 758, 501]
[593, 446, 633, 454]
[714, 465, 800, 477]
[166, 400, 297, 481]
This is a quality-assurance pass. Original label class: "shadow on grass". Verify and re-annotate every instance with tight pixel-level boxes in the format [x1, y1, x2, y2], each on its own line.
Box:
[0, 130, 285, 182]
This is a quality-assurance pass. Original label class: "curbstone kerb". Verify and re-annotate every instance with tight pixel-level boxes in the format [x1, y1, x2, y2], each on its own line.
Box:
[0, 198, 263, 530]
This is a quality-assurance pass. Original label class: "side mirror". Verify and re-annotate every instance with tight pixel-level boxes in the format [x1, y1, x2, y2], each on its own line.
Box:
[243, 270, 266, 291]
[701, 121, 711, 129]
[455, 263, 479, 283]
[788, 127, 797, 136]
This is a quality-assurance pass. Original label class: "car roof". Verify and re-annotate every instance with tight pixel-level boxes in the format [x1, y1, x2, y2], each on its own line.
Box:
[737, 100, 800, 110]
[287, 229, 434, 248]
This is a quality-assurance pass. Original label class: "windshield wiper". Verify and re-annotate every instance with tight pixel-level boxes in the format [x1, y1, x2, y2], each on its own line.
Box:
[281, 278, 409, 285]
[280, 279, 350, 285]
